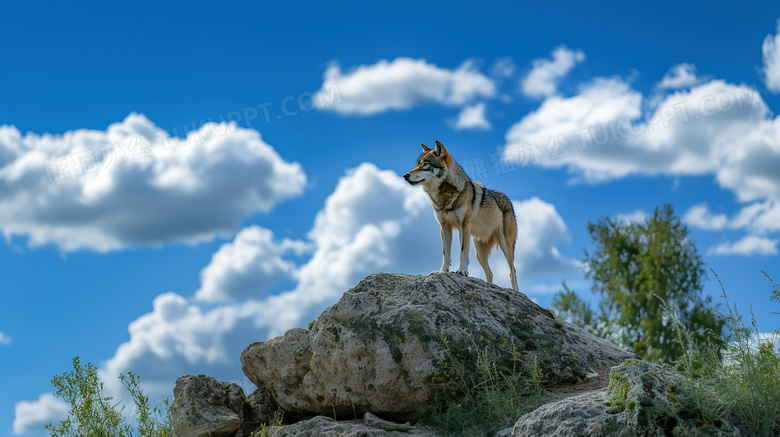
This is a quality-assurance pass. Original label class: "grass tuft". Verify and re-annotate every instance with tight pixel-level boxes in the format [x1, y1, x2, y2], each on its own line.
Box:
[424, 338, 547, 436]
[669, 270, 780, 436]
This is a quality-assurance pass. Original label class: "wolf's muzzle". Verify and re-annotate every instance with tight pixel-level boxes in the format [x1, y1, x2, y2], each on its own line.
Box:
[403, 173, 411, 181]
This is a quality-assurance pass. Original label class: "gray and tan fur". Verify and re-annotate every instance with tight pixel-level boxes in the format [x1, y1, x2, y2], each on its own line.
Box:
[404, 140, 518, 291]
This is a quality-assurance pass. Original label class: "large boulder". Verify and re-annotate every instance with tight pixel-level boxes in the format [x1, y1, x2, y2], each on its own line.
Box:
[241, 272, 637, 422]
[172, 375, 245, 437]
[512, 360, 741, 436]
[172, 375, 278, 437]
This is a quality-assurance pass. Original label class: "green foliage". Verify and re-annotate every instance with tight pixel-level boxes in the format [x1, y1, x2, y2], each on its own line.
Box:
[120, 373, 172, 437]
[426, 339, 546, 436]
[671, 272, 780, 436]
[550, 281, 595, 333]
[46, 357, 171, 437]
[579, 204, 725, 363]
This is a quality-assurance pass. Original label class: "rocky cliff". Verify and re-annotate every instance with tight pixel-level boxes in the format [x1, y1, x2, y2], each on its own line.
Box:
[173, 273, 730, 436]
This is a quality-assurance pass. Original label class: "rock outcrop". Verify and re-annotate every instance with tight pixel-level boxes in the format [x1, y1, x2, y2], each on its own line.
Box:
[240, 272, 637, 422]
[173, 272, 661, 436]
[512, 360, 741, 436]
[172, 375, 277, 437]
[172, 375, 245, 437]
[511, 389, 617, 436]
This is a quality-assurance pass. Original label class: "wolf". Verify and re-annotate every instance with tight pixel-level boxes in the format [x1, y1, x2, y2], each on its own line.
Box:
[404, 140, 519, 291]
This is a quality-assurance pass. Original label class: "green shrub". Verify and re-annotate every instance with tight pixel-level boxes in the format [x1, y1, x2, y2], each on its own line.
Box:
[46, 357, 171, 437]
[425, 338, 546, 436]
[671, 271, 780, 436]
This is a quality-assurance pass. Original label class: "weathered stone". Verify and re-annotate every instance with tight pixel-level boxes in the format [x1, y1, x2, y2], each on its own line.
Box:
[604, 360, 740, 436]
[236, 385, 279, 437]
[512, 389, 619, 437]
[172, 374, 245, 437]
[493, 426, 514, 437]
[264, 415, 441, 436]
[241, 272, 637, 422]
[512, 360, 742, 437]
[364, 412, 414, 431]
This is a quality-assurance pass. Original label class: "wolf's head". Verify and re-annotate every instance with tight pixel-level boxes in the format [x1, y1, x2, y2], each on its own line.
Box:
[403, 140, 452, 187]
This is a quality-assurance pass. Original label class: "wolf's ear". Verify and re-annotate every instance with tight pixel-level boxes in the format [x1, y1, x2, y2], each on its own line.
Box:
[434, 140, 447, 156]
[421, 143, 431, 152]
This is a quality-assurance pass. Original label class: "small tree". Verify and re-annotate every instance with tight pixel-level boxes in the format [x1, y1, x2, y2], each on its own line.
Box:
[555, 204, 725, 363]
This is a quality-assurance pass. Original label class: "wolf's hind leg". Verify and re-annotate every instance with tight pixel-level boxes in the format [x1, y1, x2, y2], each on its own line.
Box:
[474, 237, 496, 283]
[497, 232, 518, 291]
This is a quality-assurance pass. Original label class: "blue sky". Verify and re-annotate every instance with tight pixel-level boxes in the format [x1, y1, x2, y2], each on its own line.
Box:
[3, 1, 780, 434]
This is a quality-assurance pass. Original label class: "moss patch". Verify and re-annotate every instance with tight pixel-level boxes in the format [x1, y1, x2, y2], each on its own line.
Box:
[407, 312, 432, 343]
[390, 347, 403, 363]
[511, 326, 530, 341]
[326, 326, 340, 343]
[608, 373, 632, 412]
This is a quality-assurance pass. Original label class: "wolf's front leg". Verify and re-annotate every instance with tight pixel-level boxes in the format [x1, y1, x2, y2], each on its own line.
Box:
[433, 224, 453, 275]
[456, 224, 470, 276]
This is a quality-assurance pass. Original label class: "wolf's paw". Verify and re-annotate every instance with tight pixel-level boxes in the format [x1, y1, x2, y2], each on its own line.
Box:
[456, 268, 469, 276]
[429, 270, 447, 276]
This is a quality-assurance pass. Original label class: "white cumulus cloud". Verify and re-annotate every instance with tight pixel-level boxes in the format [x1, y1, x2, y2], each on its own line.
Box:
[658, 63, 698, 89]
[504, 74, 779, 205]
[0, 331, 10, 345]
[13, 393, 68, 435]
[521, 45, 585, 99]
[617, 209, 649, 224]
[683, 203, 729, 231]
[450, 102, 492, 131]
[684, 200, 780, 236]
[315, 57, 496, 115]
[506, 63, 780, 256]
[0, 114, 306, 252]
[511, 197, 579, 280]
[506, 76, 643, 181]
[684, 201, 780, 257]
[490, 57, 517, 78]
[709, 235, 779, 256]
[730, 200, 780, 234]
[195, 226, 305, 302]
[763, 20, 780, 93]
